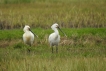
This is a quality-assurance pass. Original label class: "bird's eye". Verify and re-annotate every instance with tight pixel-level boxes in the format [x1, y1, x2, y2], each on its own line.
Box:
[56, 25, 59, 28]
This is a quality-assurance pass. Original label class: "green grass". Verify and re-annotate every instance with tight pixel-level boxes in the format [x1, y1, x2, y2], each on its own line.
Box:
[0, 28, 106, 40]
[0, 28, 106, 71]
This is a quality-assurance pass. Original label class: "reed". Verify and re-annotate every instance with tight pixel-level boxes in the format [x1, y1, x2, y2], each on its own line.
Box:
[0, 0, 106, 29]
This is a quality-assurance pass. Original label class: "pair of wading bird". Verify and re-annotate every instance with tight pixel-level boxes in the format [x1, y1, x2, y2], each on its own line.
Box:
[23, 23, 67, 53]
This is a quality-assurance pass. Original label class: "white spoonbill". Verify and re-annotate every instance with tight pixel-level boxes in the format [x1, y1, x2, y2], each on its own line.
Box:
[48, 23, 67, 53]
[23, 25, 38, 46]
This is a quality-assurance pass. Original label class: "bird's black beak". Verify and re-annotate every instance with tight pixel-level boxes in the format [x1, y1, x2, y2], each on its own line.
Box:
[29, 28, 38, 38]
[57, 27, 67, 37]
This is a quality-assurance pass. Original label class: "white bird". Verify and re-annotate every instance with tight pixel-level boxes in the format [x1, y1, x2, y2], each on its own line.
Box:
[48, 23, 67, 53]
[23, 25, 37, 46]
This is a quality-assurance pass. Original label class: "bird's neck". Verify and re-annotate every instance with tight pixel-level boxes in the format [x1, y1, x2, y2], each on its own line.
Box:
[54, 29, 59, 35]
[25, 30, 30, 33]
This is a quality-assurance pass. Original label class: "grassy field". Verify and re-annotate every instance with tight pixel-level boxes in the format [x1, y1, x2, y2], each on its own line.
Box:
[0, 0, 106, 71]
[0, 0, 106, 29]
[0, 28, 106, 71]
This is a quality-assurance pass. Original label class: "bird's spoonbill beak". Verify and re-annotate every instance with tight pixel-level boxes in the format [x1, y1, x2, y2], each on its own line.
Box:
[58, 27, 67, 37]
[29, 28, 38, 38]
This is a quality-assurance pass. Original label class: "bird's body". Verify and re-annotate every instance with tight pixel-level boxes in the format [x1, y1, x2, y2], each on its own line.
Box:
[48, 23, 61, 53]
[23, 25, 34, 46]
[23, 31, 34, 46]
[49, 27, 60, 46]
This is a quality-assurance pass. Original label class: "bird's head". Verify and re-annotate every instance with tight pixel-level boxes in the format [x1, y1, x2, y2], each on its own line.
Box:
[23, 25, 31, 32]
[51, 23, 59, 30]
[23, 25, 38, 38]
[23, 25, 30, 32]
[51, 23, 67, 37]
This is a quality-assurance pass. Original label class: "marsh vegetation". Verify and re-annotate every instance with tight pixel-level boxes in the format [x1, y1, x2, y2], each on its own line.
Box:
[0, 0, 106, 71]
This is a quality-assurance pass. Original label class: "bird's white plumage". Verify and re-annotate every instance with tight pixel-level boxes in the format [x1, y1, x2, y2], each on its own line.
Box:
[48, 23, 61, 53]
[49, 23, 60, 46]
[23, 25, 34, 46]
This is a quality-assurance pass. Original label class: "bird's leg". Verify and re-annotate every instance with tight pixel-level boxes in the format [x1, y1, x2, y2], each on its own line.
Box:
[27, 44, 31, 53]
[56, 46, 58, 53]
[28, 49, 30, 53]
[52, 46, 53, 53]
